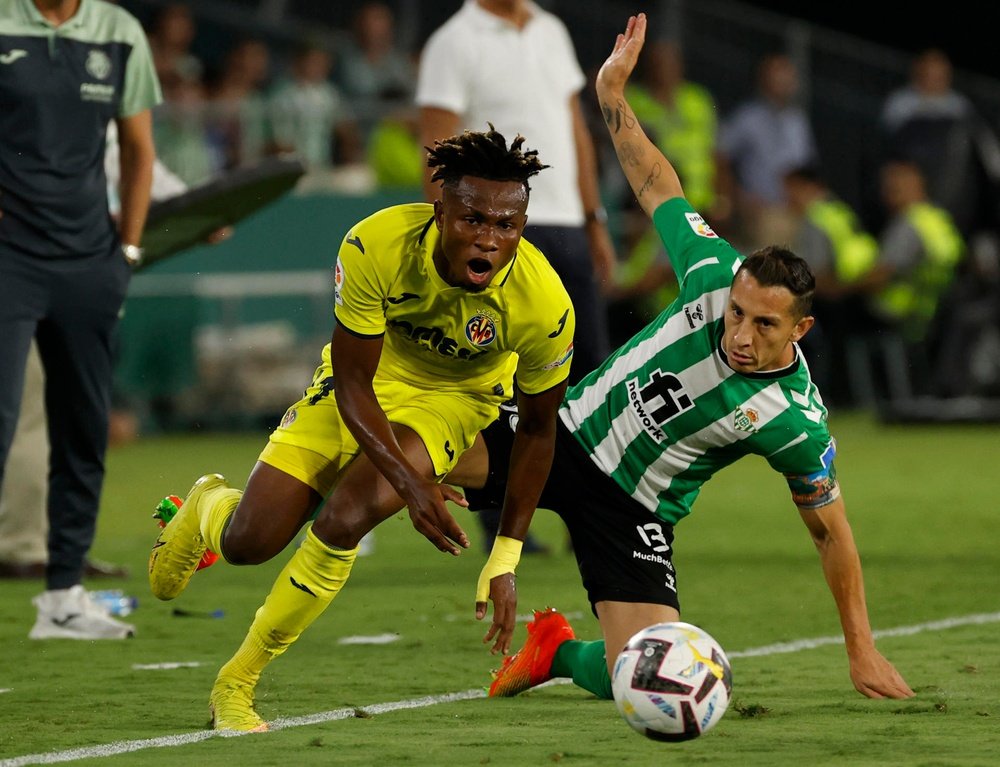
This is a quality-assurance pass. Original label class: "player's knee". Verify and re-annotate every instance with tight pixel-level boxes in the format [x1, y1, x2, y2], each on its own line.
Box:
[311, 506, 373, 551]
[221, 524, 281, 565]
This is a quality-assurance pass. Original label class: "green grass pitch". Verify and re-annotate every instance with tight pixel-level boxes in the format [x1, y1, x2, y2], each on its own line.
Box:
[1, 413, 998, 766]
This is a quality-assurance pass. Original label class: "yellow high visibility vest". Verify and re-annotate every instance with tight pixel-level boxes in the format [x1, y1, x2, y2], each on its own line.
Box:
[806, 199, 878, 283]
[876, 203, 964, 337]
[626, 82, 717, 210]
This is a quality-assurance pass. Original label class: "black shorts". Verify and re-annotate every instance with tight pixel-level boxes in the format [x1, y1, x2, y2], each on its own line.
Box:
[466, 412, 680, 613]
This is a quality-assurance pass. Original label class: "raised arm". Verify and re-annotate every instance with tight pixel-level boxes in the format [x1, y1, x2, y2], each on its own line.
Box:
[798, 496, 914, 698]
[595, 14, 684, 216]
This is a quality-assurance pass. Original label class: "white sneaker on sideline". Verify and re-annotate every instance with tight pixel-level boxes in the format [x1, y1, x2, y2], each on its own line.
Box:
[29, 584, 136, 640]
[358, 531, 375, 557]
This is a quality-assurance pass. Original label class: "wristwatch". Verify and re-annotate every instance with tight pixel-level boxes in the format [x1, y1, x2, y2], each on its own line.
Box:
[121, 243, 144, 267]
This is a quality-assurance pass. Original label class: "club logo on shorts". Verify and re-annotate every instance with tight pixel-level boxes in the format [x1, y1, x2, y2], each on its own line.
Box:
[684, 211, 718, 238]
[465, 314, 497, 346]
[280, 408, 297, 428]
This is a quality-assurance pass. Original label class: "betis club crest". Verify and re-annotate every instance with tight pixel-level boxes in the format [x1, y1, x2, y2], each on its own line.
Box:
[733, 405, 759, 433]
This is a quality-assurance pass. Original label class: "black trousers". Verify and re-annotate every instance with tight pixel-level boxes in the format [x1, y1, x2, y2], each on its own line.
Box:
[0, 246, 130, 589]
[523, 224, 610, 385]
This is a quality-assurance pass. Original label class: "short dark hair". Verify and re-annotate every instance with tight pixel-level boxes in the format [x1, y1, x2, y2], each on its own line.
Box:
[426, 124, 548, 192]
[736, 246, 815, 318]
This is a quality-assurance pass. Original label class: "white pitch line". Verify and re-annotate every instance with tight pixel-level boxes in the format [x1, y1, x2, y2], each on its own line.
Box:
[0, 690, 488, 766]
[727, 610, 1000, 658]
[3, 610, 998, 767]
[266, 689, 486, 731]
[337, 633, 400, 645]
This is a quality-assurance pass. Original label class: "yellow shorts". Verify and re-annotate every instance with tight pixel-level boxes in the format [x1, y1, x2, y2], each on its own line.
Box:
[260, 365, 499, 496]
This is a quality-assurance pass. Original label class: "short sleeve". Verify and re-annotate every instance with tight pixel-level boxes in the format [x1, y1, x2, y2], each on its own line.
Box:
[514, 302, 576, 395]
[769, 436, 841, 510]
[415, 29, 469, 115]
[333, 230, 388, 338]
[548, 18, 586, 96]
[651, 198, 741, 291]
[119, 20, 161, 117]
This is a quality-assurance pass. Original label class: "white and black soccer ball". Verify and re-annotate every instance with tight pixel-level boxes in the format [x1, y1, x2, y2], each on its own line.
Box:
[612, 621, 733, 742]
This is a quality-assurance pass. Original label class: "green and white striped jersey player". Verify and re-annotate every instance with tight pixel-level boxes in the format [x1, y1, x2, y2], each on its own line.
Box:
[456, 13, 913, 705]
[561, 197, 835, 524]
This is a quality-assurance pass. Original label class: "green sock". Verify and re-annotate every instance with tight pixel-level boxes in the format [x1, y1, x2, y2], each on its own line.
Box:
[551, 639, 613, 700]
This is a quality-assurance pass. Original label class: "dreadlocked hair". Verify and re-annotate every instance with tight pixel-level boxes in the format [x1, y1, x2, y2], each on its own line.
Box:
[426, 123, 549, 191]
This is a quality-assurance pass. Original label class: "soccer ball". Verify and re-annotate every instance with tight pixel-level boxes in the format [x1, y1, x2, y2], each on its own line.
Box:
[611, 621, 733, 742]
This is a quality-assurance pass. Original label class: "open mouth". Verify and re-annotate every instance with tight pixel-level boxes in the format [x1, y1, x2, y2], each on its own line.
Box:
[466, 257, 493, 286]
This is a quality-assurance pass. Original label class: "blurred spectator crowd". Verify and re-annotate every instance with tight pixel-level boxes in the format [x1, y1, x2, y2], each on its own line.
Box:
[144, 1, 416, 188]
[140, 2, 1000, 412]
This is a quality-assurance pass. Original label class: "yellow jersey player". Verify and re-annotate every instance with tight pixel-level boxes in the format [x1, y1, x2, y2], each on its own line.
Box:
[147, 127, 576, 731]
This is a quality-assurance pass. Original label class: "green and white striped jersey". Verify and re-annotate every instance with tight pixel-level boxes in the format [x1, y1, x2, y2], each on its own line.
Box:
[559, 198, 838, 524]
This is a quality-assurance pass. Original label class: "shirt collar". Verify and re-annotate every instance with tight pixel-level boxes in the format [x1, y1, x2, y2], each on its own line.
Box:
[716, 334, 802, 380]
[464, 0, 539, 31]
[20, 0, 89, 30]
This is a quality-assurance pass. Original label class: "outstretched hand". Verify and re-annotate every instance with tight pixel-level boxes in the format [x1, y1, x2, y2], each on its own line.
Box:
[849, 649, 915, 699]
[596, 13, 647, 97]
[476, 572, 517, 655]
[404, 479, 470, 555]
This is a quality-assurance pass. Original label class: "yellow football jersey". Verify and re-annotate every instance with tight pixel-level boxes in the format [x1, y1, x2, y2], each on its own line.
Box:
[332, 203, 575, 400]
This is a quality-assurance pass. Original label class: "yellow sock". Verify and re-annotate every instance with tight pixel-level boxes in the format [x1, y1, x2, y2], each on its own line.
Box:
[219, 527, 358, 683]
[196, 485, 241, 559]
[217, 626, 272, 687]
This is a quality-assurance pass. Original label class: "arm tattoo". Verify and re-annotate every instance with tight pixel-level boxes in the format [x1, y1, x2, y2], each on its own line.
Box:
[638, 163, 662, 197]
[600, 101, 616, 131]
[600, 99, 636, 134]
[618, 99, 636, 130]
[616, 140, 644, 168]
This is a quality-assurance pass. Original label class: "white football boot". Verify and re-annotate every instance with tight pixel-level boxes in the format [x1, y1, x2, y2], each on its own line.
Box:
[29, 584, 136, 640]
